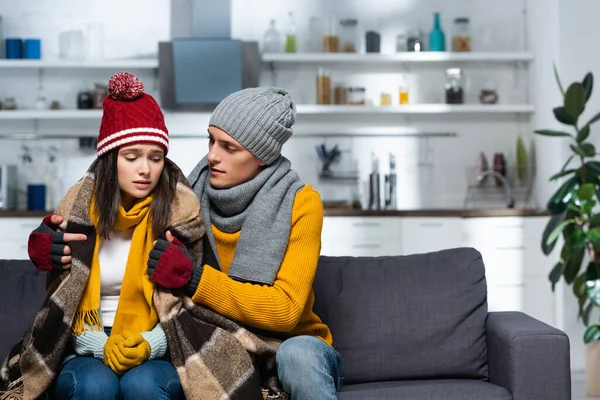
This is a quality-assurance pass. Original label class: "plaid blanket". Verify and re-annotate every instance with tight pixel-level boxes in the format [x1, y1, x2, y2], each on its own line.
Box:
[1, 168, 287, 400]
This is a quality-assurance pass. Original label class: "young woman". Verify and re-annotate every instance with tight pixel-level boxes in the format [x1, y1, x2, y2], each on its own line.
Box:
[7, 72, 204, 400]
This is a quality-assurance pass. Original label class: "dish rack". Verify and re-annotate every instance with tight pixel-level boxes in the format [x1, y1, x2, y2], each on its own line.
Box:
[463, 166, 537, 209]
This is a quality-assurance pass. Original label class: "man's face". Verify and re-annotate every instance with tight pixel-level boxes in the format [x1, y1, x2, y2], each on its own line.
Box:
[207, 126, 265, 189]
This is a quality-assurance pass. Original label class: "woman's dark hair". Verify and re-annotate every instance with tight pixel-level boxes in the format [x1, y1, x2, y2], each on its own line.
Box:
[89, 150, 178, 239]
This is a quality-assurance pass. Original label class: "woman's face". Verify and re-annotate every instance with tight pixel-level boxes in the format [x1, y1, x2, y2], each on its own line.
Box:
[206, 126, 265, 189]
[117, 143, 165, 209]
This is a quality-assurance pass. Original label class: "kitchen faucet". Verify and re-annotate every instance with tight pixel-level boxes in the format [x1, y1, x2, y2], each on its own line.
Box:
[477, 170, 515, 208]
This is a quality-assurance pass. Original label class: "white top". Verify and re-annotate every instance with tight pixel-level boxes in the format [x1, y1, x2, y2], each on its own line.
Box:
[98, 228, 133, 327]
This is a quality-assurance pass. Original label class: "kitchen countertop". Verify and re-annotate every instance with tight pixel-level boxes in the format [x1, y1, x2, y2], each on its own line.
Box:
[323, 208, 550, 218]
[0, 209, 550, 218]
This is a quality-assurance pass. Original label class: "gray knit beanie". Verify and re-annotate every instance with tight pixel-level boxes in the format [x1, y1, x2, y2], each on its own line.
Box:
[209, 86, 296, 165]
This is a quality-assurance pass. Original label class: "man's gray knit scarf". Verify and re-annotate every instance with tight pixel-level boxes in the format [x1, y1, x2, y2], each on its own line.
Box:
[187, 155, 304, 285]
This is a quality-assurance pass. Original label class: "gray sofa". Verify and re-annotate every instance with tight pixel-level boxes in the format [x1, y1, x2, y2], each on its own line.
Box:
[0, 247, 571, 399]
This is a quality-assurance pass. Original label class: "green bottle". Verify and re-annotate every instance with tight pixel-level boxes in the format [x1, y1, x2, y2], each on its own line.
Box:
[429, 12, 445, 52]
[284, 12, 297, 53]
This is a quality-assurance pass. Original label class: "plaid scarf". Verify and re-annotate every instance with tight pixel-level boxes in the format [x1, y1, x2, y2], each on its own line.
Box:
[1, 167, 287, 400]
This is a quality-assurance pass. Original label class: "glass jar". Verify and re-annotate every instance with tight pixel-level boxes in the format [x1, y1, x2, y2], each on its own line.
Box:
[445, 68, 464, 104]
[407, 29, 424, 52]
[348, 87, 366, 105]
[399, 74, 409, 104]
[334, 85, 348, 104]
[452, 17, 471, 52]
[339, 19, 358, 53]
[322, 14, 339, 53]
[316, 68, 331, 104]
[395, 32, 408, 52]
[262, 19, 282, 53]
[380, 92, 391, 106]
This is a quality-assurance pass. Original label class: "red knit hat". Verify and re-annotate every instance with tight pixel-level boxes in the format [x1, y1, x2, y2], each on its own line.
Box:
[96, 72, 168, 156]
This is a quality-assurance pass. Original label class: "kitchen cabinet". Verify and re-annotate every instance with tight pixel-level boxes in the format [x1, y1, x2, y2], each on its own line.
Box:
[462, 216, 555, 326]
[0, 218, 40, 259]
[321, 214, 556, 326]
[321, 217, 402, 256]
[400, 217, 462, 254]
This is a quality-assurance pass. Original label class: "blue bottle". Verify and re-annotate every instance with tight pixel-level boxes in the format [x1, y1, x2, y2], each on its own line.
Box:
[429, 12, 445, 52]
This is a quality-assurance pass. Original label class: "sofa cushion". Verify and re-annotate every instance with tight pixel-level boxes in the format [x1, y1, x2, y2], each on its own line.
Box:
[338, 379, 511, 400]
[313, 247, 488, 384]
[0, 259, 46, 363]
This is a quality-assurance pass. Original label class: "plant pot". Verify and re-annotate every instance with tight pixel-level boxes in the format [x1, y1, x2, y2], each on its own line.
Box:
[587, 341, 600, 396]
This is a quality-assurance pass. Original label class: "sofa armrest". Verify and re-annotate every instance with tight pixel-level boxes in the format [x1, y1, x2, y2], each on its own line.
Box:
[486, 312, 571, 400]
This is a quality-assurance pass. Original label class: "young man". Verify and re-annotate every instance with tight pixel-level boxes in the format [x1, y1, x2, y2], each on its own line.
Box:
[28, 87, 343, 400]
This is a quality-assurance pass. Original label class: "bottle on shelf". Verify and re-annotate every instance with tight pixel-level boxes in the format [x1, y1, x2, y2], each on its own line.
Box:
[284, 12, 297, 53]
[262, 19, 282, 53]
[429, 12, 446, 52]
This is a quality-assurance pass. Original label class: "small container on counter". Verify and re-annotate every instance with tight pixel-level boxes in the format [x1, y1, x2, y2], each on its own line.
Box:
[366, 31, 380, 53]
[396, 32, 408, 52]
[323, 15, 339, 52]
[445, 68, 464, 104]
[407, 29, 424, 52]
[380, 92, 391, 106]
[452, 17, 471, 52]
[399, 75, 409, 104]
[316, 67, 331, 104]
[348, 87, 366, 105]
[77, 90, 94, 109]
[339, 19, 359, 53]
[334, 85, 348, 104]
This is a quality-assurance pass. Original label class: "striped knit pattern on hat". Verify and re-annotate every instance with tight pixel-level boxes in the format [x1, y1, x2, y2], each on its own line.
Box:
[209, 87, 296, 165]
[97, 72, 169, 156]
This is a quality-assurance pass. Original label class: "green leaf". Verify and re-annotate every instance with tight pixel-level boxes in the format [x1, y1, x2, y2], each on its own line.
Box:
[574, 272, 588, 298]
[534, 129, 573, 138]
[561, 154, 576, 172]
[587, 279, 600, 308]
[586, 262, 600, 307]
[589, 213, 600, 227]
[579, 292, 589, 317]
[577, 125, 591, 143]
[584, 325, 600, 344]
[583, 302, 594, 326]
[578, 183, 596, 200]
[583, 111, 600, 129]
[542, 211, 567, 255]
[549, 262, 563, 292]
[547, 219, 576, 247]
[563, 239, 585, 284]
[554, 107, 577, 125]
[550, 169, 578, 181]
[587, 228, 600, 247]
[586, 161, 600, 175]
[547, 176, 578, 214]
[554, 64, 565, 96]
[581, 143, 596, 157]
[582, 200, 597, 214]
[571, 144, 588, 157]
[564, 82, 586, 120]
[583, 72, 594, 102]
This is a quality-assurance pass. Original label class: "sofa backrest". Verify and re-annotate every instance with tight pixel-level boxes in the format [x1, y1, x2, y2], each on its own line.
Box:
[0, 260, 46, 364]
[312, 247, 489, 385]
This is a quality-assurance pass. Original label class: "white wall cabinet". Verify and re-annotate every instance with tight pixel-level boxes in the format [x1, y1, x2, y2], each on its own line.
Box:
[400, 217, 463, 255]
[322, 215, 556, 326]
[321, 217, 402, 257]
[0, 218, 40, 259]
[461, 216, 555, 326]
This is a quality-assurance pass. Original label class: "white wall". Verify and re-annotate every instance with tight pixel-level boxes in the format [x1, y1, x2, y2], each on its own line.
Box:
[0, 0, 532, 211]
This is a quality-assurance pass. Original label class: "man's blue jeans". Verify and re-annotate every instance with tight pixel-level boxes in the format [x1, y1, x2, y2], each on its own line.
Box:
[53, 356, 183, 400]
[276, 335, 344, 400]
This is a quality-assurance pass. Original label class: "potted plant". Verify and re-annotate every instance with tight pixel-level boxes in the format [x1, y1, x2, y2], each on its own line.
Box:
[535, 67, 600, 396]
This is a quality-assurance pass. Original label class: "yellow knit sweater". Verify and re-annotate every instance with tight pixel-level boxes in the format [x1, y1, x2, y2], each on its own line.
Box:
[191, 184, 333, 345]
